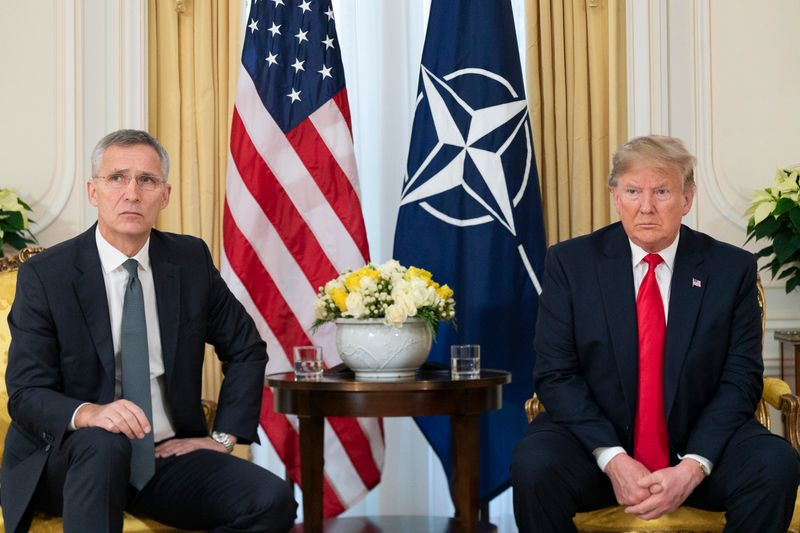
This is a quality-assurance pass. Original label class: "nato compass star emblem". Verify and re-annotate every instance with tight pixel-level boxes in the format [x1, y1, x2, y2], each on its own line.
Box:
[401, 65, 541, 292]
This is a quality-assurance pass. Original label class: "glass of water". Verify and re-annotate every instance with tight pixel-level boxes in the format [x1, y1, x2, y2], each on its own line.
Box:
[294, 346, 323, 380]
[451, 344, 480, 380]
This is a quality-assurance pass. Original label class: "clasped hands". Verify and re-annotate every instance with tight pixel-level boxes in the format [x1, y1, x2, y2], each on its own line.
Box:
[604, 453, 706, 520]
[74, 399, 235, 457]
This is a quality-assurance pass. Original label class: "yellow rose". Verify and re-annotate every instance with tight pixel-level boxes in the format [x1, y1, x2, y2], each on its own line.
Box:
[345, 267, 379, 292]
[436, 284, 454, 300]
[328, 287, 348, 312]
[405, 266, 432, 283]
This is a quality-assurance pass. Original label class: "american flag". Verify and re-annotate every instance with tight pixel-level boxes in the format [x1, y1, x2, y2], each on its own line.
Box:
[221, 0, 384, 517]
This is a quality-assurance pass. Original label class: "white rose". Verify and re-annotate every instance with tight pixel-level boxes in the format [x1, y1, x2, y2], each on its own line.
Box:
[359, 275, 378, 292]
[325, 278, 344, 293]
[313, 298, 329, 320]
[378, 259, 403, 278]
[410, 285, 436, 308]
[392, 289, 417, 317]
[384, 304, 408, 327]
[344, 292, 367, 318]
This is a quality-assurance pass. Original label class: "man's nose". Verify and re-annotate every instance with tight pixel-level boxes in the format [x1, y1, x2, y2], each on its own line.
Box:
[639, 192, 655, 213]
[122, 178, 141, 199]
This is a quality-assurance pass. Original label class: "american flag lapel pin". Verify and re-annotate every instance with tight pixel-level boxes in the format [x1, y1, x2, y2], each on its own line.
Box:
[692, 278, 702, 288]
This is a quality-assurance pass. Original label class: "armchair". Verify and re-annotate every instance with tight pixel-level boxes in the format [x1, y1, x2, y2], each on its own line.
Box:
[0, 248, 211, 532]
[524, 275, 800, 532]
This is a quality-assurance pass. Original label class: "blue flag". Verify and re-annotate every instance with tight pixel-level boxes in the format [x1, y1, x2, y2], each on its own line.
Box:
[393, 0, 547, 503]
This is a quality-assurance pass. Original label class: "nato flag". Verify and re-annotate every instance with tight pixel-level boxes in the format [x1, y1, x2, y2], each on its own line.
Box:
[393, 0, 547, 504]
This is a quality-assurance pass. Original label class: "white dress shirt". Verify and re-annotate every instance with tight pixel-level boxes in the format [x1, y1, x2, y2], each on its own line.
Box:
[69, 229, 176, 442]
[593, 234, 712, 475]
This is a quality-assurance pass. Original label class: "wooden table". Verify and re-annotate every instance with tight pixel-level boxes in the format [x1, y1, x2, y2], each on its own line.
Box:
[266, 369, 511, 533]
[776, 330, 800, 392]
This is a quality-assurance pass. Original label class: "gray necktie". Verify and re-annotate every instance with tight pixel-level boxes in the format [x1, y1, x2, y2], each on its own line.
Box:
[121, 258, 155, 490]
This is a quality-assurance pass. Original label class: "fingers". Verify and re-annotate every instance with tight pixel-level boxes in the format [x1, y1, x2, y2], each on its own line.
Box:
[83, 400, 152, 439]
[155, 437, 221, 458]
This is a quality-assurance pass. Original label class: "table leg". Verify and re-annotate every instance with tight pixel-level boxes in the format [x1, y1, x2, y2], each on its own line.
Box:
[451, 413, 480, 533]
[299, 415, 324, 532]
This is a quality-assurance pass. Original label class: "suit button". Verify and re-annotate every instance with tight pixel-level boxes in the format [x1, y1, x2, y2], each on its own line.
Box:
[625, 425, 631, 433]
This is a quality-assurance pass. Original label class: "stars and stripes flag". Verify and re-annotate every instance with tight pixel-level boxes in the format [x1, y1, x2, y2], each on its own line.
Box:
[221, 0, 384, 517]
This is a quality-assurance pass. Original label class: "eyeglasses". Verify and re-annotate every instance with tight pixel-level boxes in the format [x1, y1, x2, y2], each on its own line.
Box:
[94, 173, 165, 192]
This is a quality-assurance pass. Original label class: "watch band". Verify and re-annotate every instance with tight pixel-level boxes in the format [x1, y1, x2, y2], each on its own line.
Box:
[211, 431, 234, 453]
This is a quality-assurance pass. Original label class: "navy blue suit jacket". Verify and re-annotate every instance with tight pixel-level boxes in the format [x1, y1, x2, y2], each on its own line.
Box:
[533, 223, 763, 466]
[1, 226, 268, 533]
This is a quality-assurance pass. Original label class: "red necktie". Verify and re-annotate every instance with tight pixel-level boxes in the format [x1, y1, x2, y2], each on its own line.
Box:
[633, 253, 670, 471]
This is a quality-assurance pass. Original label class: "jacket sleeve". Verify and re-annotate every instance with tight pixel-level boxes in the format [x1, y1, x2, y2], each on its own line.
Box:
[6, 261, 84, 449]
[533, 246, 622, 453]
[683, 257, 763, 464]
[200, 242, 268, 445]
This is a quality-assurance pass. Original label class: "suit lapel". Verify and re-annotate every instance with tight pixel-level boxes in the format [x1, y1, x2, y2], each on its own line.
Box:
[597, 224, 639, 424]
[73, 227, 116, 389]
[149, 232, 181, 389]
[664, 226, 706, 419]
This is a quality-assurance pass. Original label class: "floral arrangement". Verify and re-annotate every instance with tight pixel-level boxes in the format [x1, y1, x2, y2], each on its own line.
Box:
[313, 260, 456, 334]
[0, 188, 36, 257]
[745, 166, 800, 293]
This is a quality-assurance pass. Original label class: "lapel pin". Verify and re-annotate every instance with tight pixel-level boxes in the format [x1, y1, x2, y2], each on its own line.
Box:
[692, 278, 702, 288]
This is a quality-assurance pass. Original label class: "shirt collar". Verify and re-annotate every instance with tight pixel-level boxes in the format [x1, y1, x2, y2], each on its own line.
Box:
[628, 232, 680, 272]
[95, 226, 151, 274]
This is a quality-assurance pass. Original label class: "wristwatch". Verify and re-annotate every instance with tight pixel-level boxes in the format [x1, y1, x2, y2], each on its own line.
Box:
[211, 431, 234, 453]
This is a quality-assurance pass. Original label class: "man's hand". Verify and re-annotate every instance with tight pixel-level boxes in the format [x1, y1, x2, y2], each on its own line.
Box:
[74, 400, 151, 439]
[155, 435, 239, 458]
[624, 459, 706, 520]
[604, 453, 653, 506]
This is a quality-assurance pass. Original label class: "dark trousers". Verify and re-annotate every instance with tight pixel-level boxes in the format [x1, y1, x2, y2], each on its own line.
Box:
[31, 428, 297, 533]
[510, 415, 800, 533]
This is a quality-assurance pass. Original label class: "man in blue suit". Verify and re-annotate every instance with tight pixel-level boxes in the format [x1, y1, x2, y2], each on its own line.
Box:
[511, 135, 799, 532]
[1, 130, 296, 533]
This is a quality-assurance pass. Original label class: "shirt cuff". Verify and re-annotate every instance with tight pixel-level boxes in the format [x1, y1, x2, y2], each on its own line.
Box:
[68, 402, 91, 431]
[678, 453, 713, 476]
[593, 446, 627, 472]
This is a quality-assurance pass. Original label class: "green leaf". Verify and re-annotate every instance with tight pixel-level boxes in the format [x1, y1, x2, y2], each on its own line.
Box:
[754, 245, 774, 259]
[4, 232, 27, 251]
[772, 234, 796, 264]
[774, 197, 797, 216]
[2, 211, 24, 230]
[753, 216, 781, 239]
[789, 207, 800, 233]
[787, 275, 800, 294]
[17, 199, 32, 211]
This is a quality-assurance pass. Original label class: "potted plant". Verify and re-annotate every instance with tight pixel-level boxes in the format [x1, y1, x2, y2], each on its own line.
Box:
[0, 188, 36, 257]
[745, 166, 800, 293]
[313, 260, 456, 379]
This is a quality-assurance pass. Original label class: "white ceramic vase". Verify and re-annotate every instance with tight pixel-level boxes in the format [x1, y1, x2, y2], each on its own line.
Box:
[335, 317, 432, 379]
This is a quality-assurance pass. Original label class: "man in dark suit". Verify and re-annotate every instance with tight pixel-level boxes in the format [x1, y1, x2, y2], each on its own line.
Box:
[511, 135, 799, 532]
[1, 130, 297, 533]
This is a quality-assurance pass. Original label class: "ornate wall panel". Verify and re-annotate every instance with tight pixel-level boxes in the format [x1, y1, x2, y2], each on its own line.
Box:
[0, 0, 146, 248]
[628, 0, 800, 382]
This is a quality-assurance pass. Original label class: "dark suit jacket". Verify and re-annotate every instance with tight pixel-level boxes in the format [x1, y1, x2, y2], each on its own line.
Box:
[533, 222, 763, 468]
[0, 226, 268, 533]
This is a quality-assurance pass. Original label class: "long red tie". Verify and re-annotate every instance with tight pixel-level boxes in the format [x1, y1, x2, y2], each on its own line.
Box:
[633, 253, 670, 471]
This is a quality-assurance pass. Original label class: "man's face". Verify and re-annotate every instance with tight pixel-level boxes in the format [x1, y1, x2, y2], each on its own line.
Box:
[612, 165, 694, 253]
[87, 144, 171, 252]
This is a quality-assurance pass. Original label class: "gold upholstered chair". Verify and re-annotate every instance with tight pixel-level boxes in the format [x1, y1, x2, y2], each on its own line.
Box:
[0, 248, 206, 532]
[524, 278, 800, 532]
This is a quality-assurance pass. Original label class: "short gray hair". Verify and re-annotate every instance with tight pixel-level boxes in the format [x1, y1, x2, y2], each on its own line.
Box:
[91, 129, 170, 182]
[608, 135, 696, 191]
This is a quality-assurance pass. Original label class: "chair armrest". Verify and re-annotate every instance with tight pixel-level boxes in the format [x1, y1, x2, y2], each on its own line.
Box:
[202, 399, 218, 430]
[525, 393, 544, 423]
[762, 377, 800, 453]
